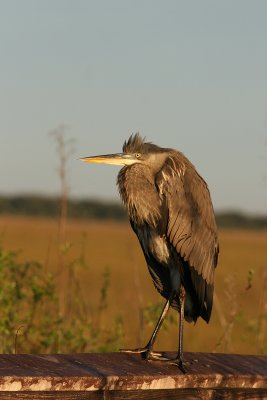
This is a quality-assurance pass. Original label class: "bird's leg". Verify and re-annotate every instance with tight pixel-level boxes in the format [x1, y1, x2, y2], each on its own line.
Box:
[145, 293, 174, 360]
[170, 286, 187, 373]
[120, 292, 175, 360]
[149, 286, 188, 373]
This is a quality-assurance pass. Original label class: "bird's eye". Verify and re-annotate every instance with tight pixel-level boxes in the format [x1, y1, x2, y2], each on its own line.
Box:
[135, 153, 141, 159]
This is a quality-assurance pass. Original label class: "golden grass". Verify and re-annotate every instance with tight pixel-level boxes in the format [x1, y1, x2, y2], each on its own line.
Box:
[0, 214, 267, 354]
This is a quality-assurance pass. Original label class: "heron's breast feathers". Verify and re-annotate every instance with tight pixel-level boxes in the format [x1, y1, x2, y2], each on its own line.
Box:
[117, 165, 162, 227]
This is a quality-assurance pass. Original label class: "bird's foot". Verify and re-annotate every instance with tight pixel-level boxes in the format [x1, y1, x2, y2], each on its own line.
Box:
[169, 357, 188, 373]
[147, 354, 190, 373]
[119, 347, 163, 360]
[120, 347, 191, 373]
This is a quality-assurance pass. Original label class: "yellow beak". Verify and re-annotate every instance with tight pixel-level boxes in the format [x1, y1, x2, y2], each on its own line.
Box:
[80, 153, 139, 166]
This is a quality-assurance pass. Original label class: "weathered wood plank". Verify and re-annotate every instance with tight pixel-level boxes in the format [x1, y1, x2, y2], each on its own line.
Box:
[0, 389, 267, 400]
[0, 352, 265, 399]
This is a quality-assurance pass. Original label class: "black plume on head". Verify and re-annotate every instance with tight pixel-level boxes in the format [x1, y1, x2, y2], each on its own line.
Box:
[123, 133, 162, 154]
[123, 133, 145, 153]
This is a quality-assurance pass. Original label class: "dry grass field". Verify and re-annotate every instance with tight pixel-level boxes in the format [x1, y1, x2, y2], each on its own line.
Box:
[0, 214, 267, 355]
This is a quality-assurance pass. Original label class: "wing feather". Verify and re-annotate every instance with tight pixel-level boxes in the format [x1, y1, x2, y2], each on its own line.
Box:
[156, 153, 219, 320]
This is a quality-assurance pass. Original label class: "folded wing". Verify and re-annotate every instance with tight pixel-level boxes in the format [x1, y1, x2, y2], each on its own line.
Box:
[156, 153, 219, 321]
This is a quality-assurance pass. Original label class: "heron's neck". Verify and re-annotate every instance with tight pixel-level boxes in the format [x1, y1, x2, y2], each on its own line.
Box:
[117, 164, 161, 226]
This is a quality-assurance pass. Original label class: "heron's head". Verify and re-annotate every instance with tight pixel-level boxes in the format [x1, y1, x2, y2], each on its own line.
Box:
[80, 133, 167, 169]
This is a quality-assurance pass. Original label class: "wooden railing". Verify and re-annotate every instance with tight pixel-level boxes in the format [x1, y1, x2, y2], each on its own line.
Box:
[0, 352, 266, 399]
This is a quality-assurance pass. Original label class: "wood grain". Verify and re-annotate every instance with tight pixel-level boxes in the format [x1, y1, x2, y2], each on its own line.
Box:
[0, 352, 265, 399]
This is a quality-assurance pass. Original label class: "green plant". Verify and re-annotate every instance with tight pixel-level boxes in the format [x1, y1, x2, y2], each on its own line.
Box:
[0, 247, 124, 354]
[0, 249, 57, 353]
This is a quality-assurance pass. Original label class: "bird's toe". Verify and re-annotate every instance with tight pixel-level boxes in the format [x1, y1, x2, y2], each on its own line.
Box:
[120, 347, 149, 356]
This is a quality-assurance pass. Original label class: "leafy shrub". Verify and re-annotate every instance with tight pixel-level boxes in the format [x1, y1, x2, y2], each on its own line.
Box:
[0, 248, 124, 354]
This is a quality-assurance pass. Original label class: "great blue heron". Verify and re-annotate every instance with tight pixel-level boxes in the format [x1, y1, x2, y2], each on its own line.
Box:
[81, 133, 219, 372]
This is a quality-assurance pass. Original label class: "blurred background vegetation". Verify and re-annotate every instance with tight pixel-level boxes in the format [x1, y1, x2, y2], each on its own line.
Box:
[1, 194, 267, 229]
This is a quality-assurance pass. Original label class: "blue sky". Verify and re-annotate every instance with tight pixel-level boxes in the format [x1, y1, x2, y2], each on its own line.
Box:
[0, 1, 266, 213]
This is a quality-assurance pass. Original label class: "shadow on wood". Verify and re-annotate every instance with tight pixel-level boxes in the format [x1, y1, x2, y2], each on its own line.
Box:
[0, 352, 266, 399]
